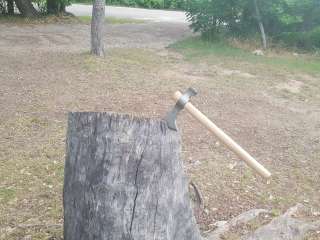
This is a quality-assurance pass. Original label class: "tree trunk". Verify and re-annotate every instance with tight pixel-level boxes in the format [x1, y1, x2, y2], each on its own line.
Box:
[14, 0, 38, 17]
[253, 0, 267, 49]
[46, 0, 58, 14]
[7, 0, 14, 15]
[91, 0, 105, 57]
[64, 112, 202, 240]
[46, 0, 65, 15]
[59, 2, 65, 13]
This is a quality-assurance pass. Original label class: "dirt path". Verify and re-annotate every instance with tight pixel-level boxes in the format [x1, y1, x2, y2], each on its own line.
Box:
[0, 21, 319, 239]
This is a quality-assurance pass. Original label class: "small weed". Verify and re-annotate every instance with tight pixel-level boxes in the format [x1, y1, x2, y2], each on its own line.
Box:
[270, 208, 281, 217]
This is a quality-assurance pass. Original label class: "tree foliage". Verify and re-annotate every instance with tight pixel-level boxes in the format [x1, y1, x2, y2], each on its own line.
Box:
[186, 0, 320, 49]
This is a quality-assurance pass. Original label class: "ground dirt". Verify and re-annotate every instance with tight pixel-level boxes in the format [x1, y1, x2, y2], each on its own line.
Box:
[0, 20, 319, 239]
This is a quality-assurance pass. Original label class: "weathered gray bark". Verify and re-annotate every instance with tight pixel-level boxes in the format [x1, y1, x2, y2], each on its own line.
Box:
[64, 112, 202, 240]
[91, 0, 105, 57]
[253, 0, 267, 49]
[14, 0, 38, 17]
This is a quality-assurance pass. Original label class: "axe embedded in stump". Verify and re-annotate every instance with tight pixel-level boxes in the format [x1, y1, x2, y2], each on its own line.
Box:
[63, 90, 271, 240]
[165, 88, 271, 179]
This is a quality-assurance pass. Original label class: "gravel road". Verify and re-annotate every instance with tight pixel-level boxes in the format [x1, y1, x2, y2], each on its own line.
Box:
[67, 4, 188, 23]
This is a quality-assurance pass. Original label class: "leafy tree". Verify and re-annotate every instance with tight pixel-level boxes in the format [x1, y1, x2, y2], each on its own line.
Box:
[186, 0, 247, 40]
[286, 0, 320, 31]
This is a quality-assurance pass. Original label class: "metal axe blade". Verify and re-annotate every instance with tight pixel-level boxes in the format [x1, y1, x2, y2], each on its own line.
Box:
[164, 87, 197, 130]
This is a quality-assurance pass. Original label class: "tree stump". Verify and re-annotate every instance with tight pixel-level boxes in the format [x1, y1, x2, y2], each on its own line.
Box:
[64, 112, 202, 240]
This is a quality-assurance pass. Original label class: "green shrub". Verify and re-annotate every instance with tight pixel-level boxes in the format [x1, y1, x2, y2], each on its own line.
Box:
[277, 27, 320, 50]
[276, 32, 308, 49]
[308, 27, 320, 48]
[186, 0, 239, 39]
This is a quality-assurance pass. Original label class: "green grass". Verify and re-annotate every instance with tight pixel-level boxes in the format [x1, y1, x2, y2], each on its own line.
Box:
[77, 16, 146, 24]
[0, 187, 16, 204]
[170, 37, 320, 74]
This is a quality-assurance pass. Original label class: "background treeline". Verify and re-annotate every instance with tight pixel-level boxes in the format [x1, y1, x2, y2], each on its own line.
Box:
[109, 0, 186, 9]
[1, 0, 320, 50]
[72, 0, 186, 9]
[186, 0, 320, 50]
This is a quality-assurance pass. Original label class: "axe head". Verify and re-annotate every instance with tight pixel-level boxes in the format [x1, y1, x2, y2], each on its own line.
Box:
[164, 87, 197, 130]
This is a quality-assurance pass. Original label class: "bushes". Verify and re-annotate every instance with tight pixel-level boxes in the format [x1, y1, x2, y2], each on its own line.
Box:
[186, 0, 245, 40]
[185, 0, 320, 51]
[309, 27, 320, 49]
[277, 27, 320, 50]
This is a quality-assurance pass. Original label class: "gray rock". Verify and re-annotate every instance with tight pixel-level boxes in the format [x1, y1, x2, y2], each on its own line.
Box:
[243, 204, 320, 240]
[252, 49, 264, 56]
[206, 209, 269, 240]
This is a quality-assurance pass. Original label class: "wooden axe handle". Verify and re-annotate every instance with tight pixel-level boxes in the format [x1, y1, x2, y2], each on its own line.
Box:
[174, 91, 271, 179]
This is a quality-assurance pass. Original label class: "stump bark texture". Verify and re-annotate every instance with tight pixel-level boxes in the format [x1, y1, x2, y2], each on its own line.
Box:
[64, 112, 202, 240]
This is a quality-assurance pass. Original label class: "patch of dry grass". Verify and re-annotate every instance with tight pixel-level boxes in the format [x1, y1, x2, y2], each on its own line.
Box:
[0, 14, 78, 25]
[77, 16, 147, 24]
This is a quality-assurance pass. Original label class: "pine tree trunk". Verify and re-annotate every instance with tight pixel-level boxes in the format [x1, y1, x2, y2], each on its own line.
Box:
[64, 112, 202, 240]
[14, 0, 38, 17]
[253, 0, 267, 49]
[7, 0, 14, 15]
[59, 2, 65, 13]
[46, 0, 59, 14]
[46, 0, 66, 15]
[91, 0, 105, 57]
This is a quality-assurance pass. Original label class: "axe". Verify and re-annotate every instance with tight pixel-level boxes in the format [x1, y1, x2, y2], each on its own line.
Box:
[165, 88, 271, 179]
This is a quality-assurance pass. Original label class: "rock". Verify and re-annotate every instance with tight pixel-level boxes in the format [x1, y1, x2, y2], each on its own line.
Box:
[227, 162, 237, 170]
[206, 209, 269, 240]
[276, 80, 304, 94]
[219, 69, 255, 78]
[252, 49, 264, 56]
[243, 204, 320, 240]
